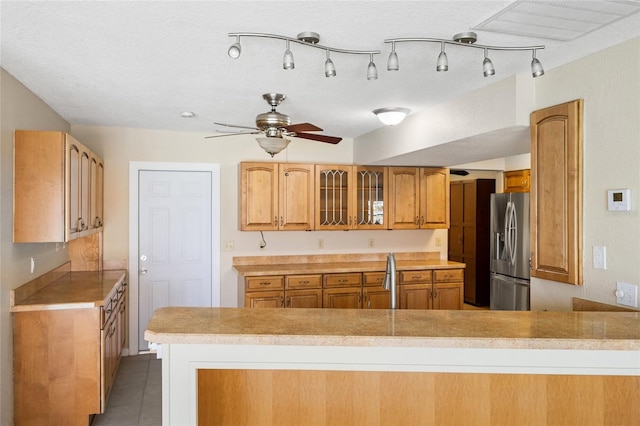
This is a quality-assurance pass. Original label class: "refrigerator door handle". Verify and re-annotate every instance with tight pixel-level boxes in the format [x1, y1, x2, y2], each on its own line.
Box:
[508, 201, 518, 265]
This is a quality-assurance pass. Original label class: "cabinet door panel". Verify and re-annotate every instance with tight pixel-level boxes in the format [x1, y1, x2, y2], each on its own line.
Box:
[399, 284, 431, 309]
[530, 100, 583, 285]
[354, 166, 387, 229]
[420, 168, 449, 228]
[432, 283, 463, 310]
[280, 164, 314, 230]
[364, 287, 390, 309]
[323, 287, 362, 308]
[388, 167, 419, 229]
[286, 289, 322, 308]
[240, 163, 278, 231]
[315, 165, 352, 230]
[245, 291, 284, 308]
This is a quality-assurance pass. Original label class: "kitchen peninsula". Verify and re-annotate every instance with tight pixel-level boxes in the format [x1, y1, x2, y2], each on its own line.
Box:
[145, 307, 640, 426]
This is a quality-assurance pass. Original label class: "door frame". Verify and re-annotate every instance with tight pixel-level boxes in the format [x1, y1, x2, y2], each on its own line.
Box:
[128, 162, 221, 355]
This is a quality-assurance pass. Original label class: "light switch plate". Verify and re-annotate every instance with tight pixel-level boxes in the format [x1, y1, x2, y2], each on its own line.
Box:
[593, 246, 606, 269]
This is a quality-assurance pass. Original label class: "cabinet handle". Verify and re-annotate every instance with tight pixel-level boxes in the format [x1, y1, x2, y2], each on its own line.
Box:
[299, 280, 309, 284]
[337, 279, 348, 283]
[259, 281, 272, 286]
[412, 276, 423, 280]
[280, 296, 284, 307]
[420, 216, 425, 226]
[286, 297, 291, 307]
[274, 216, 278, 226]
[95, 216, 102, 227]
[433, 289, 438, 299]
[415, 216, 419, 225]
[367, 299, 371, 309]
[280, 216, 283, 226]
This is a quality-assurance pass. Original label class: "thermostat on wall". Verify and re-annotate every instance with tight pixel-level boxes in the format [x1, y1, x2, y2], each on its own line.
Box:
[607, 189, 631, 211]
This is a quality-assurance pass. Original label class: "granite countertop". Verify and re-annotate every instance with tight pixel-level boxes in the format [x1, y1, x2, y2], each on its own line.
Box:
[11, 270, 127, 312]
[144, 307, 640, 351]
[232, 252, 465, 277]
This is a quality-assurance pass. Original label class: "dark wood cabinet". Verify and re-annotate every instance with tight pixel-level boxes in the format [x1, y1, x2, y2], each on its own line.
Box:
[448, 179, 495, 306]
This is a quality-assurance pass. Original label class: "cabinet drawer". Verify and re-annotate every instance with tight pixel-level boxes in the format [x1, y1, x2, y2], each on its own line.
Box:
[245, 276, 285, 291]
[399, 270, 433, 284]
[434, 269, 464, 282]
[286, 274, 322, 289]
[323, 273, 362, 288]
[363, 272, 386, 287]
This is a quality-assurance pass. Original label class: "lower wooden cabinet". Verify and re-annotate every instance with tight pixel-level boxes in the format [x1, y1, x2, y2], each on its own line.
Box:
[245, 274, 323, 308]
[399, 269, 463, 310]
[13, 275, 127, 425]
[244, 269, 462, 310]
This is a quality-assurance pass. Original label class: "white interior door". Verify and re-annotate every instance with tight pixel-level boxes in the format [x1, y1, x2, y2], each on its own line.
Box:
[138, 170, 212, 350]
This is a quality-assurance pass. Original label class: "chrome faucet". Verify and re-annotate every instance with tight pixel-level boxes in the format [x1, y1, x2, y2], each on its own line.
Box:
[382, 252, 397, 309]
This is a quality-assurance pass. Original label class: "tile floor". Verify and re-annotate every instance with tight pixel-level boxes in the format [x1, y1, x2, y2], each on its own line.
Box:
[91, 353, 162, 426]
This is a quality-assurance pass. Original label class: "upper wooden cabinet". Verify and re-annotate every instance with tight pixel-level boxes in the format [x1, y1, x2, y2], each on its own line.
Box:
[504, 169, 530, 193]
[315, 165, 388, 230]
[240, 162, 314, 231]
[530, 99, 583, 285]
[13, 130, 104, 242]
[388, 167, 450, 229]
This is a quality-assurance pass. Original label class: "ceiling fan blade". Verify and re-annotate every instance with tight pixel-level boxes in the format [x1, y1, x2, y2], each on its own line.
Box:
[205, 131, 260, 139]
[284, 122, 323, 133]
[213, 122, 260, 131]
[294, 132, 342, 144]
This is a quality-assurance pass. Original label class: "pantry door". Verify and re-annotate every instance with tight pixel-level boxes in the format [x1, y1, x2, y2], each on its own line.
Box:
[131, 163, 220, 352]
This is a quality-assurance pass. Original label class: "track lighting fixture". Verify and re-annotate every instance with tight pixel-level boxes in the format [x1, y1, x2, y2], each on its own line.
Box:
[384, 32, 545, 78]
[483, 49, 495, 77]
[436, 42, 448, 72]
[324, 50, 336, 77]
[227, 32, 380, 80]
[228, 35, 241, 59]
[387, 42, 399, 71]
[367, 53, 378, 80]
[283, 40, 294, 70]
[531, 49, 544, 77]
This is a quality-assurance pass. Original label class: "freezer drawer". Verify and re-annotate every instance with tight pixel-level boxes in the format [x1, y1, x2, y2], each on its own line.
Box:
[490, 272, 530, 311]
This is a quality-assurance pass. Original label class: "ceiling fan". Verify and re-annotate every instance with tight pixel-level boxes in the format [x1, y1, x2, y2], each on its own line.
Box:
[206, 93, 342, 157]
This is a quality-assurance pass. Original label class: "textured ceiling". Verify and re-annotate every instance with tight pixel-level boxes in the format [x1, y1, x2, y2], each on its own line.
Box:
[1, 1, 639, 152]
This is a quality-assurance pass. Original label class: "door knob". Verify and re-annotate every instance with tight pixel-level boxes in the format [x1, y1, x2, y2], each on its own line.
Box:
[140, 267, 148, 275]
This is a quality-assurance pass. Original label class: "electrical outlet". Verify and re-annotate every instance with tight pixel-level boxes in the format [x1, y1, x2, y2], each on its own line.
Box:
[30, 257, 35, 274]
[616, 282, 638, 308]
[318, 239, 324, 249]
[223, 240, 234, 251]
[368, 238, 375, 248]
[593, 246, 606, 269]
[435, 236, 442, 246]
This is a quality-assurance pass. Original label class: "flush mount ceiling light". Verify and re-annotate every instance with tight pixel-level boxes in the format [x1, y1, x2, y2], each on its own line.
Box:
[385, 32, 545, 78]
[227, 32, 381, 80]
[373, 107, 411, 126]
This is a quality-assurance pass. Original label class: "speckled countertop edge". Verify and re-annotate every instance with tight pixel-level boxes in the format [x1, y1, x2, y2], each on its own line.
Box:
[145, 307, 640, 351]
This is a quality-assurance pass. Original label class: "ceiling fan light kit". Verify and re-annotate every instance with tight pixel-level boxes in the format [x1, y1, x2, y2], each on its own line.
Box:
[208, 93, 342, 156]
[373, 107, 411, 126]
[385, 32, 545, 78]
[227, 32, 381, 79]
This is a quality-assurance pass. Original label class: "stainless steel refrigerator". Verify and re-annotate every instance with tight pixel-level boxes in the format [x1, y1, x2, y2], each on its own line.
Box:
[489, 192, 530, 310]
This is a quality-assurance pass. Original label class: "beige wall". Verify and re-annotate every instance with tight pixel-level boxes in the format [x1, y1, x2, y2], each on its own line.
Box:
[70, 125, 447, 310]
[530, 37, 640, 310]
[0, 69, 70, 426]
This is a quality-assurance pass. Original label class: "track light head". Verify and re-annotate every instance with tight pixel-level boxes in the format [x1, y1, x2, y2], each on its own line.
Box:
[228, 36, 241, 59]
[387, 42, 399, 71]
[283, 40, 295, 69]
[436, 43, 448, 72]
[367, 54, 378, 80]
[325, 51, 336, 77]
[531, 50, 544, 77]
[483, 49, 495, 77]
